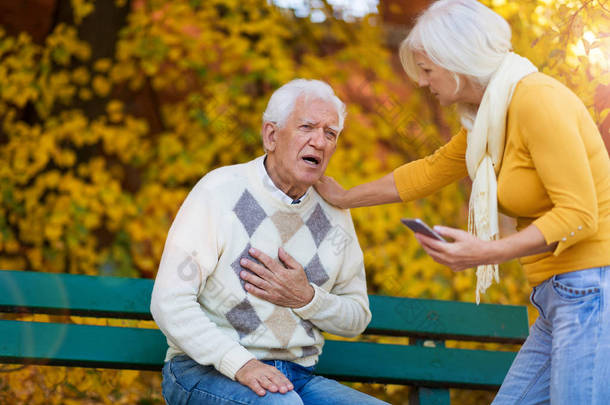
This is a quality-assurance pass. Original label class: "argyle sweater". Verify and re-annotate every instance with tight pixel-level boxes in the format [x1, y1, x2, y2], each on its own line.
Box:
[151, 156, 371, 380]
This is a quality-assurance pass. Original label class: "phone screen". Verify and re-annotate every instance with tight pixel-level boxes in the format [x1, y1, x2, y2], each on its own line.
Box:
[401, 218, 447, 242]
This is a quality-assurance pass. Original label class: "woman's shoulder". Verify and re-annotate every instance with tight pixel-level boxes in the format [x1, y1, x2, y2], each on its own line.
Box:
[513, 73, 578, 100]
[510, 72, 582, 117]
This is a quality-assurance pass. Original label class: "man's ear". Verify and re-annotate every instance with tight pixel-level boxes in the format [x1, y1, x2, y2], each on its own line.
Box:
[262, 122, 278, 152]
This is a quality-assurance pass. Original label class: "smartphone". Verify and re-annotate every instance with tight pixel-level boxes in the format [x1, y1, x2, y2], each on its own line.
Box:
[401, 218, 447, 242]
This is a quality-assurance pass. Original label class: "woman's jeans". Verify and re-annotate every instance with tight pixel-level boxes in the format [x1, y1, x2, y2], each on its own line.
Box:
[161, 354, 389, 405]
[492, 266, 610, 404]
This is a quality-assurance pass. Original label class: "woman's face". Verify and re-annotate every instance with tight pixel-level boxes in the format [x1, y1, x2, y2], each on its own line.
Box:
[413, 52, 479, 106]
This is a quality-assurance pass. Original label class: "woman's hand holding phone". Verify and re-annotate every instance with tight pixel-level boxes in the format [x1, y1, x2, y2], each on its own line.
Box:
[402, 218, 500, 272]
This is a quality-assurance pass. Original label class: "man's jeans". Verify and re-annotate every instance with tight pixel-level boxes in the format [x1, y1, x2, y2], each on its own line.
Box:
[162, 354, 389, 405]
[492, 266, 610, 404]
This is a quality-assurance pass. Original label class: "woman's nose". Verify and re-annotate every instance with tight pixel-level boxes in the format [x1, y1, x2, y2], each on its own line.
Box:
[418, 77, 429, 87]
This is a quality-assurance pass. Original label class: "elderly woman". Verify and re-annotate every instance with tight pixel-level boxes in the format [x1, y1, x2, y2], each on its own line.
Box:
[315, 0, 610, 403]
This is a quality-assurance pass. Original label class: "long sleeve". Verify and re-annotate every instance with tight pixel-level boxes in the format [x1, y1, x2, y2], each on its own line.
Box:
[150, 184, 255, 380]
[393, 128, 469, 202]
[292, 210, 371, 337]
[514, 84, 600, 256]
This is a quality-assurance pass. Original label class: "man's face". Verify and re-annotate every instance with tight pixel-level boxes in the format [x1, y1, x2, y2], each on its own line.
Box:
[264, 96, 340, 197]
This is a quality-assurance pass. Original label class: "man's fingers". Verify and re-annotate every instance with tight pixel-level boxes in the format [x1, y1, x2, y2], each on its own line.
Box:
[268, 369, 293, 393]
[236, 360, 293, 397]
[236, 360, 287, 397]
[278, 247, 299, 269]
[240, 269, 269, 289]
[248, 248, 277, 272]
[240, 258, 274, 279]
[252, 370, 293, 396]
[259, 375, 278, 393]
[244, 282, 271, 299]
[248, 379, 266, 396]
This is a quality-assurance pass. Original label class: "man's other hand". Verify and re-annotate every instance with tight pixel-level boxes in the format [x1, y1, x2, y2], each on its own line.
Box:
[235, 359, 294, 396]
[239, 247, 315, 308]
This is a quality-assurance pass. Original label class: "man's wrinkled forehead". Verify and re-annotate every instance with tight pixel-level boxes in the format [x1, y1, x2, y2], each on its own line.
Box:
[292, 95, 340, 129]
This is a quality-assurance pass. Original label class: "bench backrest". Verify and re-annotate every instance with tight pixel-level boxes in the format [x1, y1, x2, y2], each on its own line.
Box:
[0, 270, 528, 390]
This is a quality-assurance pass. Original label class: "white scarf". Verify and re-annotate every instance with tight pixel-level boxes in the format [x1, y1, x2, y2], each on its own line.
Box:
[464, 52, 538, 304]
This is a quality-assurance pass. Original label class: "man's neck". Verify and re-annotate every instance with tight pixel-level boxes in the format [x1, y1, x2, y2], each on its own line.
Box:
[264, 156, 307, 201]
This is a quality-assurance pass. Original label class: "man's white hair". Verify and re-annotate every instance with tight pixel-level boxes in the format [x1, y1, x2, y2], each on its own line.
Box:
[262, 79, 346, 132]
[399, 0, 512, 127]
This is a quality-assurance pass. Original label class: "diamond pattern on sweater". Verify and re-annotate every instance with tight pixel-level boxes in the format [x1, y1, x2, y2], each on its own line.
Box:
[227, 190, 339, 354]
[226, 298, 262, 339]
[304, 253, 329, 286]
[234, 190, 267, 237]
[305, 204, 331, 247]
[301, 345, 319, 357]
[270, 211, 304, 244]
[300, 319, 315, 339]
[230, 243, 257, 291]
[264, 307, 298, 348]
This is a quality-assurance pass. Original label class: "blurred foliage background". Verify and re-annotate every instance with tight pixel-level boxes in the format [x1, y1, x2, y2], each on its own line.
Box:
[0, 0, 608, 403]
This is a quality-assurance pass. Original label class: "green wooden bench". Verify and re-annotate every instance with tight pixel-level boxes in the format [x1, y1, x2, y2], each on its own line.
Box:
[0, 270, 528, 405]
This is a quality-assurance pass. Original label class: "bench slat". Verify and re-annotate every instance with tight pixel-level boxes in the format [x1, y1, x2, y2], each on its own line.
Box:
[0, 319, 516, 389]
[317, 340, 516, 389]
[367, 295, 528, 344]
[0, 270, 153, 319]
[0, 320, 166, 370]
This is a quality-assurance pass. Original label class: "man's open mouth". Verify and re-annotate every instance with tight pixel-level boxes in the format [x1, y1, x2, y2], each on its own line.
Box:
[302, 155, 321, 166]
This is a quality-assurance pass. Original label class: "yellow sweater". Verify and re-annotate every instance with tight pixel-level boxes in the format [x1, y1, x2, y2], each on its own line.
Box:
[394, 73, 610, 286]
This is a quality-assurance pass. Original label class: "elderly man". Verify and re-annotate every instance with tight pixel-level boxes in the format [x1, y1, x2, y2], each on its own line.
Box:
[151, 79, 387, 405]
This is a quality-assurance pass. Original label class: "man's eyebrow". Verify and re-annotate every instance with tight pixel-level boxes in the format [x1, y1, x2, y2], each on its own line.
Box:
[299, 119, 339, 132]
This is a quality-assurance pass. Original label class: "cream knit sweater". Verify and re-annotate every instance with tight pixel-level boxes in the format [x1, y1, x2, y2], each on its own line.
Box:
[151, 156, 371, 380]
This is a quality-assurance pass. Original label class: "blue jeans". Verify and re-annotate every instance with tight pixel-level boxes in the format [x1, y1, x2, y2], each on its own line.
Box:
[162, 354, 389, 404]
[492, 266, 610, 405]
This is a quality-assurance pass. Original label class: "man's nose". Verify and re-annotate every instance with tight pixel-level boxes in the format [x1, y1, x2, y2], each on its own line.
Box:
[309, 128, 327, 148]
